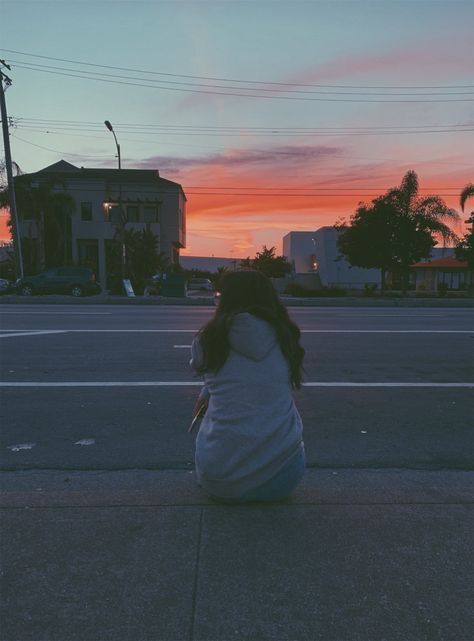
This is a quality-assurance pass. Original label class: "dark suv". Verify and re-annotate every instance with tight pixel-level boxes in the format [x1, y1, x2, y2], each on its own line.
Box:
[16, 267, 101, 297]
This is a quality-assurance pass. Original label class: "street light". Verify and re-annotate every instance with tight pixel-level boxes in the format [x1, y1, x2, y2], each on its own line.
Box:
[104, 119, 126, 283]
[104, 120, 121, 169]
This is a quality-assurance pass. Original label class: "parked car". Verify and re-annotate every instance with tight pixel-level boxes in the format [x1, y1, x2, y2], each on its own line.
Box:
[0, 278, 14, 295]
[16, 267, 101, 297]
[187, 278, 213, 292]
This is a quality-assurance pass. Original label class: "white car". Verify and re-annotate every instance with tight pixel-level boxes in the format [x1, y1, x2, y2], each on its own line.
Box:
[187, 278, 214, 292]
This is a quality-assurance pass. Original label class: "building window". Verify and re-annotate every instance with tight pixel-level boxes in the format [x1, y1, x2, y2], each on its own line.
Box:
[144, 205, 158, 223]
[126, 205, 139, 223]
[81, 202, 92, 222]
[439, 271, 467, 290]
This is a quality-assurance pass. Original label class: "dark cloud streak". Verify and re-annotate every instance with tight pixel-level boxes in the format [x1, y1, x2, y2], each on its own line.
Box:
[134, 144, 342, 175]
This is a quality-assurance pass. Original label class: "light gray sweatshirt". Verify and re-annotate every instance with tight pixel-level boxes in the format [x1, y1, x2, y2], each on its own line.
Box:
[190, 312, 304, 499]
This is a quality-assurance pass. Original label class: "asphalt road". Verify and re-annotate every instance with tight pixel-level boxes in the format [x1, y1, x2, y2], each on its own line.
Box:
[1, 304, 473, 471]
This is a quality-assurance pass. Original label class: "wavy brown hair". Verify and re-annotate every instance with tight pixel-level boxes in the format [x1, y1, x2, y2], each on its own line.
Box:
[195, 270, 305, 388]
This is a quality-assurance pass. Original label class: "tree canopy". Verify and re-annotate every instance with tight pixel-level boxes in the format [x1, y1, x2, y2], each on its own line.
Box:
[239, 245, 292, 278]
[0, 174, 75, 275]
[336, 170, 460, 293]
[454, 183, 474, 288]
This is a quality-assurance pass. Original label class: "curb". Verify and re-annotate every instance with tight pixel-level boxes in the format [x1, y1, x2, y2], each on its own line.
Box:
[1, 294, 473, 307]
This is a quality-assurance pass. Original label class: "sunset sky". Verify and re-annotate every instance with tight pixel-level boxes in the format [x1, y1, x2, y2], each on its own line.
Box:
[1, 0, 473, 257]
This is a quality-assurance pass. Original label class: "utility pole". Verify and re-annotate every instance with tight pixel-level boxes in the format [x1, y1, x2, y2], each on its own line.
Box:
[0, 60, 23, 279]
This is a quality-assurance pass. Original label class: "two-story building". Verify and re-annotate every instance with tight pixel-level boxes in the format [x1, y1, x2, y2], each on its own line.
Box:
[15, 160, 186, 289]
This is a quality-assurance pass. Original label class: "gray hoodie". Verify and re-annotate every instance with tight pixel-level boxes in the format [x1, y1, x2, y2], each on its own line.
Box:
[190, 312, 304, 499]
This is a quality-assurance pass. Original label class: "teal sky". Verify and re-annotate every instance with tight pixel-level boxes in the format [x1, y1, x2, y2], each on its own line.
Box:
[1, 0, 473, 255]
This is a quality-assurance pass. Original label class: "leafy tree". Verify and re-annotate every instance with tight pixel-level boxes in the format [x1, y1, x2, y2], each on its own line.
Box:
[239, 245, 292, 278]
[0, 174, 74, 274]
[454, 183, 474, 290]
[122, 227, 169, 294]
[337, 170, 459, 294]
[460, 183, 474, 213]
[336, 197, 396, 293]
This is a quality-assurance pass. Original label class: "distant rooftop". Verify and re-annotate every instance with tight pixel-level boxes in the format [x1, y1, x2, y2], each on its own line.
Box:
[20, 160, 185, 196]
[412, 257, 468, 269]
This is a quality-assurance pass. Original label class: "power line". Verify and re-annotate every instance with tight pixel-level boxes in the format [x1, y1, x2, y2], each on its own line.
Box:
[9, 63, 474, 103]
[1, 48, 472, 90]
[7, 183, 461, 198]
[10, 134, 112, 158]
[12, 131, 472, 168]
[8, 59, 473, 97]
[15, 116, 474, 131]
[16, 123, 474, 137]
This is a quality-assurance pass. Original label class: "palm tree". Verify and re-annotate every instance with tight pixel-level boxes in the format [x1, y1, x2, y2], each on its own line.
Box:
[385, 170, 460, 293]
[0, 175, 74, 274]
[455, 183, 474, 292]
[460, 183, 474, 215]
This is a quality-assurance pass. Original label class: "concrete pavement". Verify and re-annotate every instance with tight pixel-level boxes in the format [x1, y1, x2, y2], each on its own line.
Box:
[1, 304, 472, 640]
[1, 468, 473, 641]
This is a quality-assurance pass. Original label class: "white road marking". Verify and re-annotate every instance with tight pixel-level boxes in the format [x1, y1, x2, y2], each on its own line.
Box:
[74, 439, 96, 446]
[0, 381, 472, 388]
[0, 329, 471, 334]
[174, 345, 192, 348]
[300, 330, 473, 334]
[0, 330, 68, 338]
[0, 381, 204, 387]
[6, 442, 36, 452]
[0, 311, 111, 315]
[302, 382, 474, 387]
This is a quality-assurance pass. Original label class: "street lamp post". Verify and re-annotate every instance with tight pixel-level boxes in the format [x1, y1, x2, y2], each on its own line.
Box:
[104, 120, 126, 285]
[104, 120, 121, 169]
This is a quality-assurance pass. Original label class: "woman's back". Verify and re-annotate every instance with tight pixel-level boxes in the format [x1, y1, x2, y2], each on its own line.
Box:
[192, 312, 303, 499]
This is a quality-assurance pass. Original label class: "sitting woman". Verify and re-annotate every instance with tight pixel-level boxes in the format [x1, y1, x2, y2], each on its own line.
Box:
[190, 270, 306, 502]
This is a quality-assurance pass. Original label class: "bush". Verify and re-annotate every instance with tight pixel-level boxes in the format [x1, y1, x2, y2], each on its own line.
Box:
[363, 283, 378, 297]
[284, 282, 346, 297]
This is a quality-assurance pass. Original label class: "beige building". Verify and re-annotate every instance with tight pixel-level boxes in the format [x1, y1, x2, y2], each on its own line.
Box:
[16, 160, 186, 289]
[411, 257, 469, 292]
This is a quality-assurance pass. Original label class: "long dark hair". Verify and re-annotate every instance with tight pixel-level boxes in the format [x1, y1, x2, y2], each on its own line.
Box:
[196, 270, 305, 388]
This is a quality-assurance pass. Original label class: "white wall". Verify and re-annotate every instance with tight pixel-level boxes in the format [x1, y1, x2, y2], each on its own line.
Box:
[283, 227, 380, 289]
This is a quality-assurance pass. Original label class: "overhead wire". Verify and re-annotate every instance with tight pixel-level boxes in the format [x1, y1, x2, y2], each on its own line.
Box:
[1, 48, 472, 90]
[8, 62, 474, 103]
[7, 59, 474, 97]
[13, 116, 474, 131]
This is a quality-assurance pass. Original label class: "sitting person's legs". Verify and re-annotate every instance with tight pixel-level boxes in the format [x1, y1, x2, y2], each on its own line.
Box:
[238, 444, 306, 502]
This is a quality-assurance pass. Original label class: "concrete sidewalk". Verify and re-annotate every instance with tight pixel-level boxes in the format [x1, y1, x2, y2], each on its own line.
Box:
[1, 468, 473, 641]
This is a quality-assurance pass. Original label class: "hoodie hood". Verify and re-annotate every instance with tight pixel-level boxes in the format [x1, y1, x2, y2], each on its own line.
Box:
[228, 313, 277, 361]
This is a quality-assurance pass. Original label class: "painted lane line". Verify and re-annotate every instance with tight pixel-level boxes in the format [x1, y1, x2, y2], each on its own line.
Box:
[0, 311, 112, 315]
[0, 381, 472, 388]
[0, 381, 204, 387]
[6, 443, 36, 452]
[0, 329, 471, 334]
[302, 382, 474, 388]
[300, 330, 473, 334]
[0, 330, 68, 338]
[174, 345, 192, 348]
[74, 439, 96, 446]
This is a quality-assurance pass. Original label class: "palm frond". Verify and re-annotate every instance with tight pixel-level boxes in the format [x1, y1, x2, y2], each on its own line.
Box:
[460, 183, 474, 212]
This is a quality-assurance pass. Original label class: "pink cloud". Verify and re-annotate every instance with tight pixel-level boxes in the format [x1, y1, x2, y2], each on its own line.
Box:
[177, 32, 472, 111]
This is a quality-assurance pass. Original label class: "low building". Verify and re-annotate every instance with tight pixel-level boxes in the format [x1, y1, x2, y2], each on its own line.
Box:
[283, 227, 380, 289]
[180, 256, 241, 273]
[14, 160, 186, 289]
[283, 226, 456, 291]
[411, 257, 469, 292]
